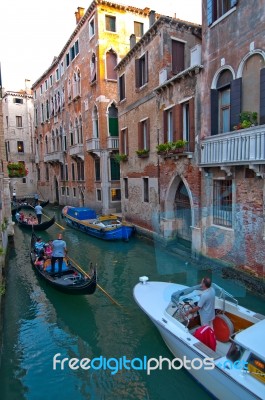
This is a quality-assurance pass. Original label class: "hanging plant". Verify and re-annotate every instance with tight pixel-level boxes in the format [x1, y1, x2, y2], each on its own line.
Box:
[7, 162, 28, 178]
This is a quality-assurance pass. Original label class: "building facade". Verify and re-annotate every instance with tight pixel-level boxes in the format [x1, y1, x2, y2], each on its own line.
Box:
[116, 14, 202, 256]
[2, 83, 36, 198]
[32, 1, 150, 212]
[200, 0, 265, 274]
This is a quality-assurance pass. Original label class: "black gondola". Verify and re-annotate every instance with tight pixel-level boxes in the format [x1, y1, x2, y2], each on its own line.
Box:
[11, 206, 22, 216]
[17, 215, 56, 231]
[21, 199, 49, 210]
[30, 233, 97, 295]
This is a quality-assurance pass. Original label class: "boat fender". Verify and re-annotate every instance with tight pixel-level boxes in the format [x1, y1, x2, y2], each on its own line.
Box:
[213, 314, 234, 342]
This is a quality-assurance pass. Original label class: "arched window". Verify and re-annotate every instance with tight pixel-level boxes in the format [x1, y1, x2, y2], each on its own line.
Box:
[79, 116, 83, 143]
[211, 69, 233, 135]
[75, 117, 79, 143]
[92, 106, 99, 138]
[52, 130, 55, 152]
[242, 54, 264, 123]
[91, 53, 97, 83]
[73, 69, 81, 98]
[56, 129, 59, 151]
[108, 103, 118, 137]
[70, 122, 74, 146]
[106, 50, 117, 80]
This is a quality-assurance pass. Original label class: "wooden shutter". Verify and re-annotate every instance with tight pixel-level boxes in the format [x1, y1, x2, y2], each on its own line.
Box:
[172, 41, 184, 75]
[138, 122, 143, 149]
[106, 51, 117, 80]
[145, 51, 149, 84]
[135, 59, 140, 88]
[211, 89, 219, 135]
[230, 78, 242, 130]
[260, 68, 265, 125]
[120, 129, 124, 153]
[146, 118, 150, 149]
[174, 104, 182, 141]
[189, 98, 195, 152]
[163, 110, 168, 142]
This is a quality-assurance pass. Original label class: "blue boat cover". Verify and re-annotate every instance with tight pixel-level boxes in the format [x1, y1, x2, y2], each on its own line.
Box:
[67, 207, 97, 220]
[45, 260, 69, 273]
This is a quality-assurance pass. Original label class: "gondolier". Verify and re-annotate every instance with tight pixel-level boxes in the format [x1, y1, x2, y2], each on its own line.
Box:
[51, 233, 67, 277]
[34, 202, 43, 224]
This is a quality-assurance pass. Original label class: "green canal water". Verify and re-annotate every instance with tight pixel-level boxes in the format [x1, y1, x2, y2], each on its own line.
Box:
[0, 206, 264, 400]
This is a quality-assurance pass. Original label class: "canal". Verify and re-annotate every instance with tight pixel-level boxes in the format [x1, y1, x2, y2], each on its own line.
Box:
[0, 206, 264, 400]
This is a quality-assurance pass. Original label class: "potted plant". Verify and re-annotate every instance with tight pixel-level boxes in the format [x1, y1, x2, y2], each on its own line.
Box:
[233, 111, 258, 130]
[156, 143, 172, 155]
[7, 162, 28, 178]
[170, 140, 188, 153]
[136, 149, 150, 158]
[114, 153, 128, 163]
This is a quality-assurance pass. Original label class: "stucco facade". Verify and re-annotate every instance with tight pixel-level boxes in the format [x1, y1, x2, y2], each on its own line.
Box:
[32, 1, 150, 213]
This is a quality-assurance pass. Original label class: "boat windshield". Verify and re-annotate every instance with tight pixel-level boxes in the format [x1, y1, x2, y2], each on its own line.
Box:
[212, 283, 238, 306]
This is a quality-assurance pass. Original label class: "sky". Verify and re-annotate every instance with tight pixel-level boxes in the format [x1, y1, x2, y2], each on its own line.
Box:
[0, 0, 201, 92]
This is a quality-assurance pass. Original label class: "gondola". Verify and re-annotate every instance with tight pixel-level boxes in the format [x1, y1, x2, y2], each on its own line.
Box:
[17, 215, 56, 231]
[11, 205, 22, 216]
[21, 199, 49, 210]
[30, 232, 97, 295]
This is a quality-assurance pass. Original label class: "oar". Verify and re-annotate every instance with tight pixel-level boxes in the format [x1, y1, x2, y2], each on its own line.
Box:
[27, 204, 65, 230]
[67, 256, 123, 308]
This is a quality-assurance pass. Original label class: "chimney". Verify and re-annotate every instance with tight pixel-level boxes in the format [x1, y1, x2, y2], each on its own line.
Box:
[75, 7, 85, 24]
[130, 34, 136, 49]
[149, 10, 156, 27]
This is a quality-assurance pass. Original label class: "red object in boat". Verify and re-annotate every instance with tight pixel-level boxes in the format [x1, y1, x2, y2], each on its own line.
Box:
[213, 314, 234, 343]
[194, 325, 217, 351]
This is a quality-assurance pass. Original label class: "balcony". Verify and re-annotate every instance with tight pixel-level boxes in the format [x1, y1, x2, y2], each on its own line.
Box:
[86, 138, 100, 153]
[69, 144, 84, 160]
[107, 136, 119, 150]
[44, 151, 64, 164]
[200, 125, 265, 170]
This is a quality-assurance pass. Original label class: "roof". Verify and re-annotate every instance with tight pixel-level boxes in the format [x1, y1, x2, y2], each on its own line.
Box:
[235, 319, 265, 359]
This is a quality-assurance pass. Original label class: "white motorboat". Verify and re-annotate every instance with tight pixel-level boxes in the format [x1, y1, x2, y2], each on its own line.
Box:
[133, 278, 265, 400]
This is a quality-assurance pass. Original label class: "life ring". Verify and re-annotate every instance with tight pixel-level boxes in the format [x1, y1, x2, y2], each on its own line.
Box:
[213, 314, 234, 342]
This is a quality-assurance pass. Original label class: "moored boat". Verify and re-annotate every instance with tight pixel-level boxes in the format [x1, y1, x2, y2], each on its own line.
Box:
[30, 232, 97, 295]
[62, 206, 135, 241]
[17, 215, 56, 231]
[133, 278, 265, 400]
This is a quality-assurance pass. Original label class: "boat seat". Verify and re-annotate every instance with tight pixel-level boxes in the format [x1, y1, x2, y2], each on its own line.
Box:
[213, 314, 234, 343]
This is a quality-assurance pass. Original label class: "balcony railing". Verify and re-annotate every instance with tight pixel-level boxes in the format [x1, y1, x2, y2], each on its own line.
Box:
[44, 151, 64, 163]
[69, 144, 84, 160]
[107, 136, 119, 150]
[200, 125, 265, 166]
[86, 138, 100, 152]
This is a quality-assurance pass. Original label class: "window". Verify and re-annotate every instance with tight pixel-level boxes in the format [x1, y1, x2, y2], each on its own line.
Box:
[65, 165, 68, 181]
[106, 50, 117, 80]
[6, 116, 8, 127]
[60, 61, 64, 76]
[111, 188, 121, 202]
[92, 106, 99, 138]
[172, 40, 184, 75]
[120, 128, 128, 155]
[90, 53, 97, 83]
[124, 178, 128, 199]
[46, 100, 50, 120]
[135, 52, 148, 88]
[45, 79, 48, 91]
[40, 84, 43, 95]
[71, 163, 75, 181]
[138, 119, 150, 150]
[143, 178, 149, 202]
[182, 102, 190, 142]
[73, 187, 76, 197]
[45, 164, 49, 181]
[89, 18, 95, 37]
[108, 103, 118, 137]
[95, 157, 100, 181]
[77, 161, 84, 181]
[50, 75, 53, 86]
[213, 180, 232, 227]
[105, 15, 116, 32]
[97, 189, 102, 201]
[73, 70, 81, 99]
[61, 187, 65, 196]
[66, 187, 69, 196]
[134, 21, 144, 37]
[60, 164, 64, 180]
[37, 166, 40, 181]
[207, 0, 237, 25]
[13, 98, 23, 104]
[110, 156, 120, 181]
[165, 108, 174, 142]
[119, 74, 125, 101]
[16, 116, 22, 128]
[211, 69, 232, 134]
[17, 141, 24, 153]
[56, 68, 60, 81]
[66, 52, 70, 67]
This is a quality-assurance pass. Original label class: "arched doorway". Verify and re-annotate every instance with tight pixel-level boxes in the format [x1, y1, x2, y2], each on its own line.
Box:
[174, 181, 192, 242]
